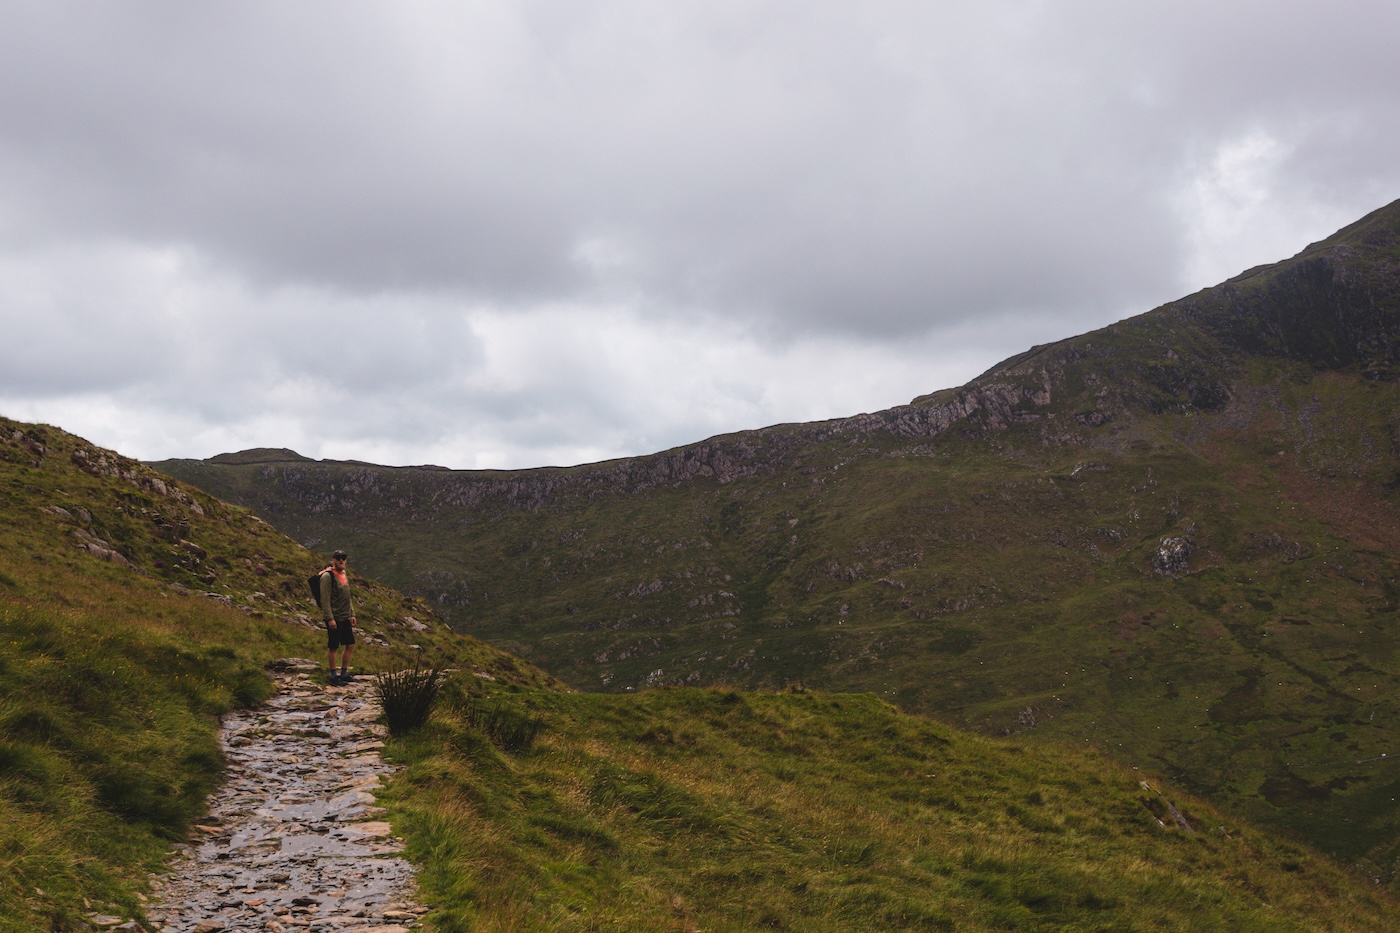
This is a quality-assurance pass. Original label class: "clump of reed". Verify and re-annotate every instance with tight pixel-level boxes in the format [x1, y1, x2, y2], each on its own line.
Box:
[374, 664, 447, 736]
[452, 693, 546, 751]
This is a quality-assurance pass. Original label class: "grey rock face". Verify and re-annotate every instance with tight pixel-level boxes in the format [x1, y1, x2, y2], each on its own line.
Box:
[1153, 536, 1193, 575]
[147, 663, 427, 932]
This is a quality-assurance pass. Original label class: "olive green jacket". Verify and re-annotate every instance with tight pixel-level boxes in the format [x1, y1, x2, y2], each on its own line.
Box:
[319, 569, 354, 624]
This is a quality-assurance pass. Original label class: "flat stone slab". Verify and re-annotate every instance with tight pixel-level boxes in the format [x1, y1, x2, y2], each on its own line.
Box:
[146, 666, 428, 931]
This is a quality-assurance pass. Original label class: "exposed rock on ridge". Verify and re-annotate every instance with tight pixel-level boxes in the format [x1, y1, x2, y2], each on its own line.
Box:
[166, 199, 1400, 518]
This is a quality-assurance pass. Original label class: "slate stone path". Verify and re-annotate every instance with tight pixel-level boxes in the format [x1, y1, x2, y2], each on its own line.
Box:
[146, 659, 427, 933]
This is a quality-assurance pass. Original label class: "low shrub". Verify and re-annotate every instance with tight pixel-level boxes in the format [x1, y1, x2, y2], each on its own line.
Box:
[375, 664, 447, 736]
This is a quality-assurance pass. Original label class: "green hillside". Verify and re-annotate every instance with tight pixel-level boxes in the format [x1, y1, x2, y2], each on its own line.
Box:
[391, 682, 1397, 931]
[3, 430, 1399, 927]
[0, 418, 552, 930]
[155, 199, 1400, 876]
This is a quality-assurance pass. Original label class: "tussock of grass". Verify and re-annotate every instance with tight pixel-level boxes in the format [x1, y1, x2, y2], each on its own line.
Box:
[380, 686, 1399, 932]
[445, 685, 547, 751]
[375, 664, 447, 736]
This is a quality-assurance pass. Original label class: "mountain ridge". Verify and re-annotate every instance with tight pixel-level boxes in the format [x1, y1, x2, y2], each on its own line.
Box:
[187, 196, 1400, 491]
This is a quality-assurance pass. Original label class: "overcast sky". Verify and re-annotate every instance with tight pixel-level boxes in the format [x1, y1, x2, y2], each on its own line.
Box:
[2, 2, 1398, 469]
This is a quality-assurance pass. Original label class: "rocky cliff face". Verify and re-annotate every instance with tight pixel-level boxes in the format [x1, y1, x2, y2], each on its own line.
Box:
[161, 374, 1063, 525]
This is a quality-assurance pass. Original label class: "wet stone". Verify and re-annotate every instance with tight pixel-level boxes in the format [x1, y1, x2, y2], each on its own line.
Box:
[149, 661, 423, 932]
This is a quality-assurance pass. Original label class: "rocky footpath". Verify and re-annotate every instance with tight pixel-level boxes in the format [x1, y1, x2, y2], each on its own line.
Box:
[143, 659, 427, 933]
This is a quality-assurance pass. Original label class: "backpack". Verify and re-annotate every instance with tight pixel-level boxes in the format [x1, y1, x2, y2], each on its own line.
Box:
[307, 566, 333, 607]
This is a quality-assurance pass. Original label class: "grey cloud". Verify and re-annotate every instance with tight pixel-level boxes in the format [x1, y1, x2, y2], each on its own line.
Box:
[4, 2, 1397, 342]
[3, 2, 1400, 468]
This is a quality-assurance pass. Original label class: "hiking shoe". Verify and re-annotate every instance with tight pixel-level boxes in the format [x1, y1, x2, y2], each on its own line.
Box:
[340, 671, 355, 683]
[327, 672, 344, 687]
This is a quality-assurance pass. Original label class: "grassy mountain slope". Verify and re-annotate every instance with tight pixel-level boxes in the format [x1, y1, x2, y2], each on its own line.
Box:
[0, 418, 553, 930]
[3, 429, 1399, 928]
[390, 682, 1395, 931]
[155, 199, 1400, 876]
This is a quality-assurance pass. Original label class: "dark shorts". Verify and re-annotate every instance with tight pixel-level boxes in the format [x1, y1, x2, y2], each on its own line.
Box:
[326, 618, 355, 650]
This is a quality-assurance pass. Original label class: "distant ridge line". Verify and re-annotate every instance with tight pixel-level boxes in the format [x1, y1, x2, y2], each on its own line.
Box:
[207, 448, 315, 465]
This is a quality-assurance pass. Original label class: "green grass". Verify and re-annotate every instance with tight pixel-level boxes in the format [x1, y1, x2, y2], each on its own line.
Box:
[382, 683, 1398, 932]
[0, 553, 276, 929]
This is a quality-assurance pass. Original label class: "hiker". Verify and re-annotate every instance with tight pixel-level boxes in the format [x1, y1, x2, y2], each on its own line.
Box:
[319, 549, 357, 686]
